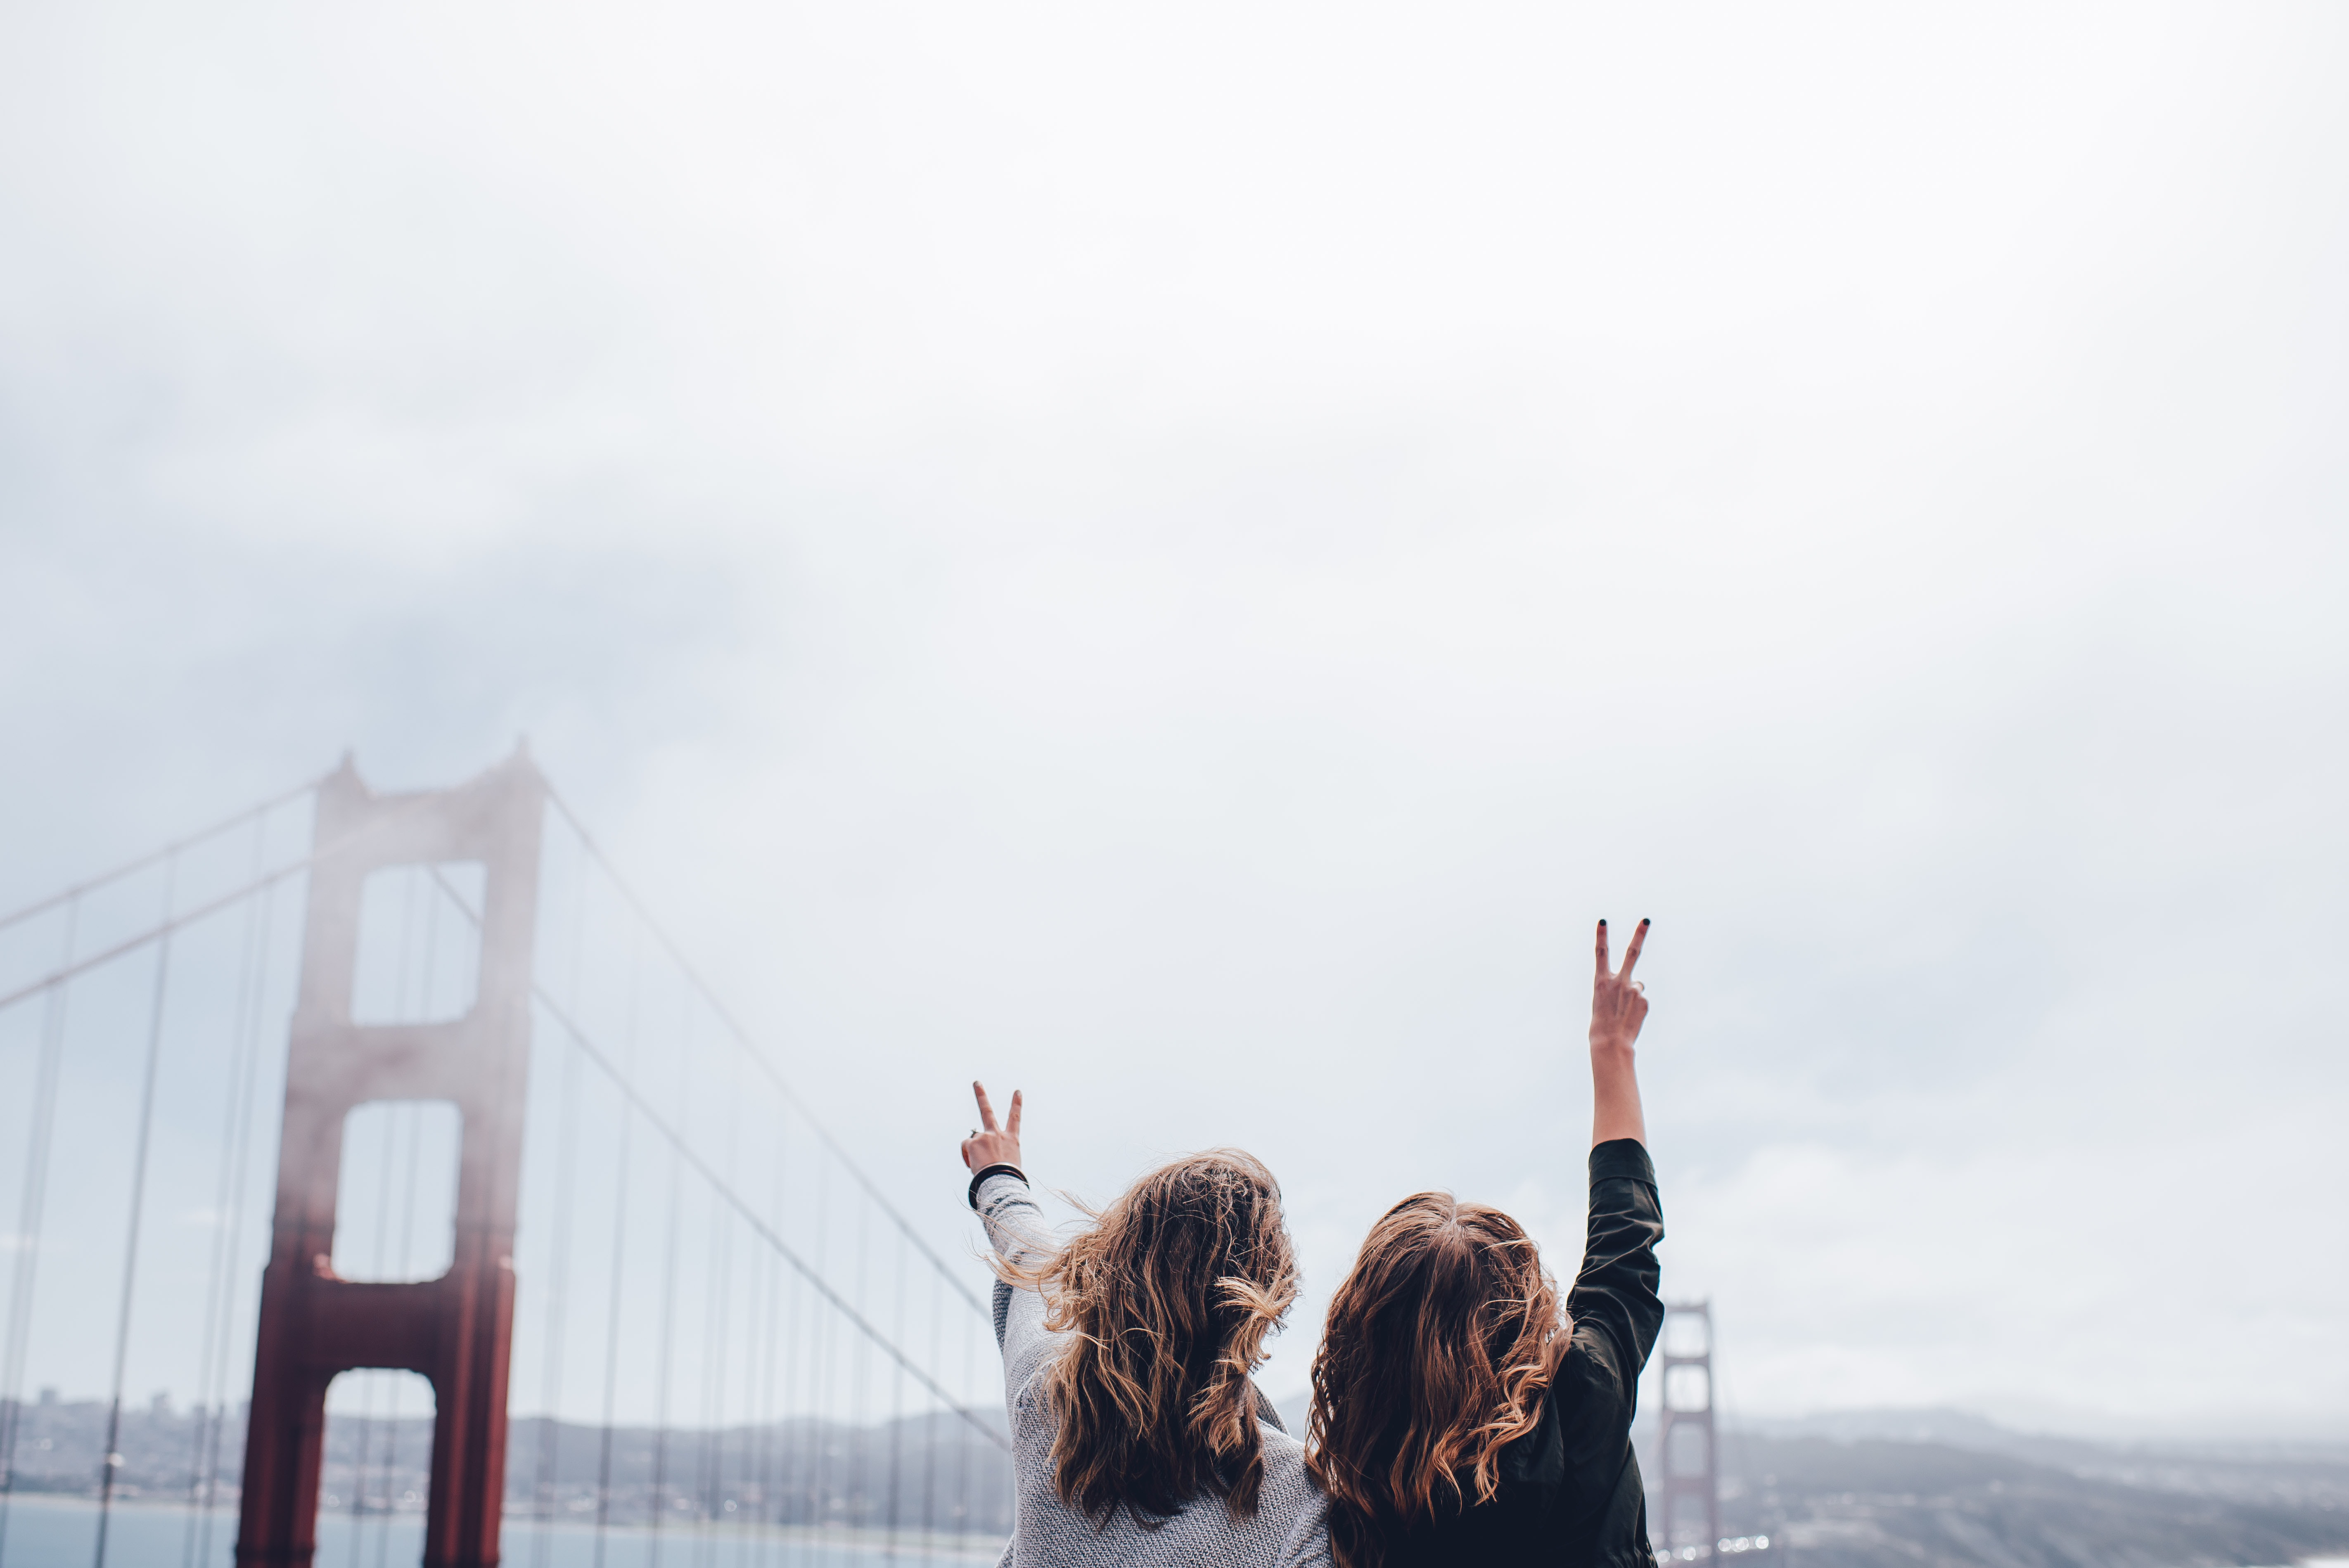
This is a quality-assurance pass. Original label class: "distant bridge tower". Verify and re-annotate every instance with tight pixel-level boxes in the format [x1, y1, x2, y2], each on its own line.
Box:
[237, 752, 545, 1568]
[1655, 1299, 1721, 1559]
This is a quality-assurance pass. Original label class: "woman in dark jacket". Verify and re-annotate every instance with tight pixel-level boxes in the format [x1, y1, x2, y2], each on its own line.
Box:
[1307, 918, 1665, 1568]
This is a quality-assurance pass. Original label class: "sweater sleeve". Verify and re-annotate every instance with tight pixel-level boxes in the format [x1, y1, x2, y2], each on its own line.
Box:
[974, 1170, 1057, 1399]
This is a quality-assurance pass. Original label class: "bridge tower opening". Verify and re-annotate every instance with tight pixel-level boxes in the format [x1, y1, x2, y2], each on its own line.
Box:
[236, 751, 545, 1568]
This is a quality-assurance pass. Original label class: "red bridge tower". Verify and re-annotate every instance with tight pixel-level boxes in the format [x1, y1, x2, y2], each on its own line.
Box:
[1656, 1298, 1721, 1559]
[236, 752, 545, 1568]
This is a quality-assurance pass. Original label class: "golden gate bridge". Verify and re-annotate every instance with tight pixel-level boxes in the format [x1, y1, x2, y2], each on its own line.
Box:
[0, 751, 1012, 1568]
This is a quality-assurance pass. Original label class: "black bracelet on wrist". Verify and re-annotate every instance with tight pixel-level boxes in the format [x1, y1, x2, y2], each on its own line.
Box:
[967, 1162, 1027, 1210]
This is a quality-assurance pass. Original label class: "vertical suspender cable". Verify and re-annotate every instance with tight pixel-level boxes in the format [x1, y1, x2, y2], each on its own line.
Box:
[93, 855, 180, 1568]
[885, 1234, 905, 1561]
[531, 847, 591, 1568]
[957, 1310, 974, 1542]
[763, 1123, 794, 1565]
[590, 926, 643, 1568]
[650, 1139, 685, 1567]
[531, 1029, 582, 1568]
[183, 818, 270, 1568]
[195, 879, 280, 1568]
[809, 1162, 830, 1564]
[345, 1096, 399, 1568]
[754, 1141, 787, 1568]
[782, 1231, 804, 1551]
[695, 1025, 742, 1568]
[923, 1270, 941, 1547]
[0, 897, 79, 1568]
[734, 1208, 762, 1568]
[848, 1193, 872, 1559]
[689, 1010, 715, 1563]
[373, 1100, 427, 1568]
[696, 1190, 725, 1566]
[348, 870, 422, 1568]
[374, 871, 436, 1568]
[648, 977, 694, 1568]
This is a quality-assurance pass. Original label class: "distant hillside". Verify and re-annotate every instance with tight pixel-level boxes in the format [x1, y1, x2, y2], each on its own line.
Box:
[12, 1394, 2346, 1566]
[1713, 1433, 2349, 1568]
[0, 1397, 1015, 1535]
[1735, 1408, 2349, 1508]
[1685, 1408, 2349, 1567]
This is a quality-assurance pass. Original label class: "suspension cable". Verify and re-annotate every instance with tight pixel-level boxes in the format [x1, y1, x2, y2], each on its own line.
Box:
[192, 881, 277, 1568]
[0, 784, 462, 1018]
[525, 980, 1007, 1451]
[0, 776, 316, 938]
[589, 929, 642, 1568]
[181, 817, 271, 1568]
[0, 898, 78, 1568]
[443, 813, 1010, 1437]
[93, 854, 180, 1568]
[529, 1014, 582, 1568]
[543, 791, 988, 1317]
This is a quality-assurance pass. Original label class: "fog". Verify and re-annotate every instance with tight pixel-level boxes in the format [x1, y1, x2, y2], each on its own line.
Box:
[2, 2, 2344, 1439]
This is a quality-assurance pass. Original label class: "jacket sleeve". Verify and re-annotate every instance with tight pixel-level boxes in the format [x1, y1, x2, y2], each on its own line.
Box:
[1546, 1139, 1664, 1508]
[1567, 1139, 1664, 1400]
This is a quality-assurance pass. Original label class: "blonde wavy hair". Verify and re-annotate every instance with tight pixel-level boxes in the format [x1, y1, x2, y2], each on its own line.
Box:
[1306, 1193, 1564, 1568]
[995, 1149, 1299, 1527]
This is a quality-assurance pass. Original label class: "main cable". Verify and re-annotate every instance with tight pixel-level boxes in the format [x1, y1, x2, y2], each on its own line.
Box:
[543, 792, 988, 1319]
[423, 865, 1012, 1453]
[0, 784, 460, 1019]
[0, 776, 316, 939]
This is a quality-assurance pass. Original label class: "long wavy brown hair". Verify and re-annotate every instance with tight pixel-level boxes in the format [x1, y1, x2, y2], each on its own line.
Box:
[1306, 1193, 1564, 1568]
[997, 1149, 1299, 1527]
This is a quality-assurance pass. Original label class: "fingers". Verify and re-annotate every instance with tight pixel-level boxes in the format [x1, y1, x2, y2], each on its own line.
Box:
[972, 1080, 998, 1133]
[1619, 918, 1650, 981]
[1007, 1090, 1023, 1137]
[1595, 918, 1611, 980]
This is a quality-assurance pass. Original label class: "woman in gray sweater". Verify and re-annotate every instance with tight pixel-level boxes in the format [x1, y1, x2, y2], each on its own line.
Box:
[960, 1085, 1332, 1568]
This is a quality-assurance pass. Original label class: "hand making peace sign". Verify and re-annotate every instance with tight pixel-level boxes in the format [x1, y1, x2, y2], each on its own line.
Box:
[1590, 917, 1651, 1055]
[961, 1080, 1024, 1173]
[1588, 917, 1651, 1146]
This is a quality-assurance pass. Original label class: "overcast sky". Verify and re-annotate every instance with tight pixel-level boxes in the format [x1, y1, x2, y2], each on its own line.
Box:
[2, 1, 2344, 1440]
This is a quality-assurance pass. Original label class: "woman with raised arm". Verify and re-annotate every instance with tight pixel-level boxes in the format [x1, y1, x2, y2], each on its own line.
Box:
[1307, 918, 1666, 1568]
[959, 1085, 1332, 1568]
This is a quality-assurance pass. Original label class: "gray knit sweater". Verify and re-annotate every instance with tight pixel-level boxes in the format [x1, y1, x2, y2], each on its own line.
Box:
[976, 1172, 1332, 1568]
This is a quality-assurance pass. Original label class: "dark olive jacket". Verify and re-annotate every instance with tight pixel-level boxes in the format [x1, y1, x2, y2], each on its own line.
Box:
[1371, 1139, 1665, 1568]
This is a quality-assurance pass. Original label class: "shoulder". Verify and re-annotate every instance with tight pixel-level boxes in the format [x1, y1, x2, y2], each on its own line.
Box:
[1257, 1421, 1310, 1476]
[1256, 1426, 1335, 1568]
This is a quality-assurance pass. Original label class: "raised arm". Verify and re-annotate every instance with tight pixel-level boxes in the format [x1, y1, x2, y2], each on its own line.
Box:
[960, 1080, 1051, 1365]
[1548, 919, 1664, 1501]
[1589, 917, 1650, 1148]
